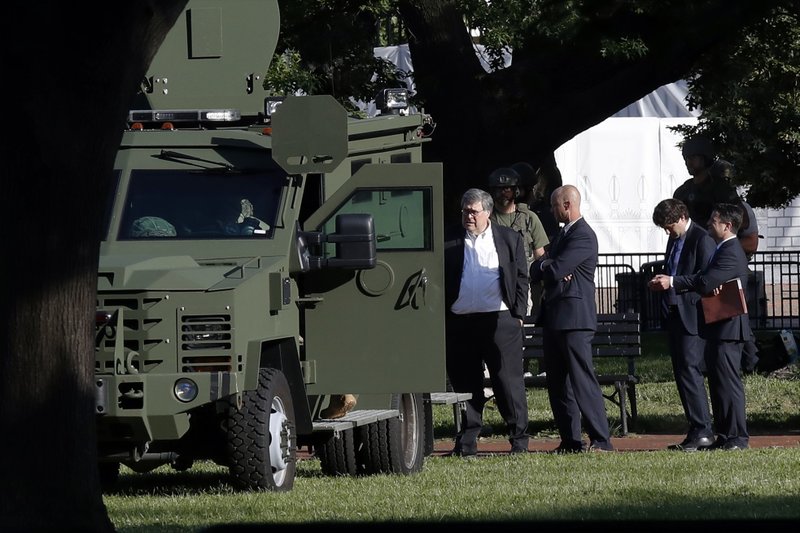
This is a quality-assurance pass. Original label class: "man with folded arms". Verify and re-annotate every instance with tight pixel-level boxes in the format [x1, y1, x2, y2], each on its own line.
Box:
[530, 185, 613, 453]
[650, 203, 751, 450]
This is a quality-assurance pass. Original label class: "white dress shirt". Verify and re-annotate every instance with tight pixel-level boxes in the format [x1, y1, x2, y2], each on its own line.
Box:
[451, 223, 508, 314]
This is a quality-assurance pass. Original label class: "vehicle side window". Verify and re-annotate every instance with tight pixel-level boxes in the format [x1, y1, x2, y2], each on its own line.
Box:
[322, 188, 432, 252]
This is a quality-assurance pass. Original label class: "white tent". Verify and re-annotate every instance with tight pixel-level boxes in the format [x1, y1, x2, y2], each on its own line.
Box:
[554, 116, 700, 255]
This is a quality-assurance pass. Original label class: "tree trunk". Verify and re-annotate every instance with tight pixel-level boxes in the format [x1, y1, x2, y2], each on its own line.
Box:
[0, 2, 187, 530]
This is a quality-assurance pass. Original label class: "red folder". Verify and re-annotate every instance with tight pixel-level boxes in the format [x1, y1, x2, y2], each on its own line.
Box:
[702, 278, 748, 324]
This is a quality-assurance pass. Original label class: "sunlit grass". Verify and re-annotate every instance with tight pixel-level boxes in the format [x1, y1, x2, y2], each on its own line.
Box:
[107, 447, 800, 531]
[105, 334, 800, 531]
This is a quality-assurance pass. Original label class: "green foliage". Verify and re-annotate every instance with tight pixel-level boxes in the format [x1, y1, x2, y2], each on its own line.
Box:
[673, 6, 800, 208]
[263, 0, 413, 111]
[263, 49, 320, 96]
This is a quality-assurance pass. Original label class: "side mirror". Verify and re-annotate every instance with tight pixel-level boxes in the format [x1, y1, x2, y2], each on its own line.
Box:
[327, 213, 377, 269]
[295, 214, 377, 271]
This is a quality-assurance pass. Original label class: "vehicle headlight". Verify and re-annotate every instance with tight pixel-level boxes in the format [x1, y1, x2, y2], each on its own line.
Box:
[174, 378, 198, 403]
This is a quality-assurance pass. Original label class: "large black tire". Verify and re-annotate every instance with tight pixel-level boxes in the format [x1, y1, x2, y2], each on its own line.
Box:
[227, 368, 296, 491]
[354, 420, 390, 475]
[317, 428, 358, 476]
[386, 393, 425, 474]
[423, 395, 434, 456]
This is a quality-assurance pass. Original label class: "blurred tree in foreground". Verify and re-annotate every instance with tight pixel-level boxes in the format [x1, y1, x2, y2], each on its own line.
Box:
[0, 2, 187, 531]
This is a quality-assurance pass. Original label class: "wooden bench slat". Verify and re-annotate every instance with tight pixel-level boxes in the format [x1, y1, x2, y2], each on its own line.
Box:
[592, 347, 641, 357]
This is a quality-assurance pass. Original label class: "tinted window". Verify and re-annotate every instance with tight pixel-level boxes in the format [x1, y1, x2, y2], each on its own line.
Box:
[118, 170, 284, 240]
[322, 187, 432, 252]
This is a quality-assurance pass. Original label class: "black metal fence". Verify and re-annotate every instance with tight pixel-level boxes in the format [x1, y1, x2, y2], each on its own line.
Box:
[594, 251, 800, 331]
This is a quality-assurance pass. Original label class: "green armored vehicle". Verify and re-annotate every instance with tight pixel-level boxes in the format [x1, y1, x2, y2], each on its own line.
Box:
[94, 0, 448, 491]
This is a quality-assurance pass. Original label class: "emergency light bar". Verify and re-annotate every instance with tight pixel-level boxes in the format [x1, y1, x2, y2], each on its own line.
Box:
[127, 109, 241, 123]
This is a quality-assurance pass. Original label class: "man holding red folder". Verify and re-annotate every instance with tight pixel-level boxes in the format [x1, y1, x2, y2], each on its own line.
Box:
[650, 203, 751, 450]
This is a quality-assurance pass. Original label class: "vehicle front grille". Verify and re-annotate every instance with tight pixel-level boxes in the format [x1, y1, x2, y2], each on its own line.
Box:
[95, 295, 165, 373]
[179, 315, 234, 372]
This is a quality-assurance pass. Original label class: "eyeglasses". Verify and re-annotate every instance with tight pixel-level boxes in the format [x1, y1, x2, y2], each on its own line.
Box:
[461, 209, 485, 217]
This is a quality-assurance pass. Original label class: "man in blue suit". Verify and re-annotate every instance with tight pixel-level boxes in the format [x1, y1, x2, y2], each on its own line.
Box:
[444, 188, 530, 457]
[649, 199, 716, 451]
[530, 185, 613, 453]
[651, 203, 751, 450]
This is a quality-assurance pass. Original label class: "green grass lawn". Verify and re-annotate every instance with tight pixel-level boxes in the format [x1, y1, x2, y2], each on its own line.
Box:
[105, 332, 800, 531]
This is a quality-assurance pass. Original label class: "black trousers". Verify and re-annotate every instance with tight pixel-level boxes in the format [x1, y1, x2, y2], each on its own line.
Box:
[542, 328, 612, 447]
[706, 339, 749, 446]
[446, 310, 529, 453]
[666, 309, 713, 439]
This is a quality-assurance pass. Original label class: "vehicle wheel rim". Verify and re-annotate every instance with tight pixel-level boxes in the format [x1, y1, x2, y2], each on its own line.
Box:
[399, 394, 419, 468]
[268, 396, 292, 483]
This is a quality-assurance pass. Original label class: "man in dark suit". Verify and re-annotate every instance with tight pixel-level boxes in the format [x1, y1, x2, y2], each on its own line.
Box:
[444, 188, 530, 457]
[529, 185, 613, 453]
[649, 199, 717, 451]
[650, 203, 751, 450]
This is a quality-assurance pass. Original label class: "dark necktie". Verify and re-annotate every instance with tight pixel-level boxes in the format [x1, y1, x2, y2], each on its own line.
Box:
[667, 238, 683, 275]
[554, 226, 566, 253]
[663, 238, 683, 313]
[706, 244, 721, 271]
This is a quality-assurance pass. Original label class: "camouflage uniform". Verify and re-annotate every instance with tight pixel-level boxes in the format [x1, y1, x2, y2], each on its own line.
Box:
[490, 204, 549, 266]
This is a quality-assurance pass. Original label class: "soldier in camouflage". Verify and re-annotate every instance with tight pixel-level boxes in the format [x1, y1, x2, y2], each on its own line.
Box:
[488, 167, 548, 265]
[488, 167, 549, 318]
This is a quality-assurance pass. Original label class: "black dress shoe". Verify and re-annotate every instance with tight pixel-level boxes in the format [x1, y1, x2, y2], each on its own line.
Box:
[445, 441, 479, 458]
[667, 435, 715, 452]
[509, 446, 528, 455]
[444, 450, 478, 459]
[723, 441, 748, 451]
[587, 442, 614, 452]
[706, 438, 727, 450]
[552, 443, 585, 454]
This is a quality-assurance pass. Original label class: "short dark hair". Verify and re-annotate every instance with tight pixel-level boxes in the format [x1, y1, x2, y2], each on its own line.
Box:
[652, 198, 689, 227]
[711, 203, 743, 233]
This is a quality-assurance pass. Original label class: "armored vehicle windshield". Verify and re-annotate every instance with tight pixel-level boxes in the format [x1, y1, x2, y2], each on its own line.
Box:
[115, 169, 283, 240]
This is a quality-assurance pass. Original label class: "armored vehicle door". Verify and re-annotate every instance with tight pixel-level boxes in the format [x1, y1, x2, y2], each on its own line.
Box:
[302, 163, 445, 394]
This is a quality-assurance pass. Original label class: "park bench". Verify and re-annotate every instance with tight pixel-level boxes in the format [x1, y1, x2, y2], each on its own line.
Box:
[485, 312, 642, 436]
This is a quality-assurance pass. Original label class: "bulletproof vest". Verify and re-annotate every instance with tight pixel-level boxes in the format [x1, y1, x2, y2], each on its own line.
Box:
[491, 208, 536, 262]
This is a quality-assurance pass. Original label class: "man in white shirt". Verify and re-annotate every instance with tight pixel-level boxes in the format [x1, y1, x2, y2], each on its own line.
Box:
[444, 188, 530, 457]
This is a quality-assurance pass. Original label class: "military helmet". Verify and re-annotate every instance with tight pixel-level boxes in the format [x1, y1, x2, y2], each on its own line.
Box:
[511, 162, 536, 188]
[487, 167, 521, 188]
[681, 135, 715, 161]
[710, 159, 735, 181]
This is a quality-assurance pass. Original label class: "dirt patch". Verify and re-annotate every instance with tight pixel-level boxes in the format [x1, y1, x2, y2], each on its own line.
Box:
[432, 432, 800, 455]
